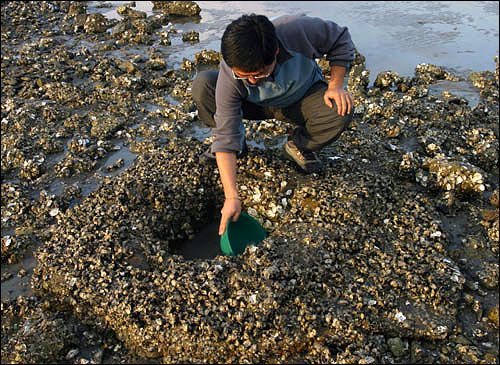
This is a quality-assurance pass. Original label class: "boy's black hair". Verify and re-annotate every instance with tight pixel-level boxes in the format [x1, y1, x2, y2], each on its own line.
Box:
[221, 14, 278, 72]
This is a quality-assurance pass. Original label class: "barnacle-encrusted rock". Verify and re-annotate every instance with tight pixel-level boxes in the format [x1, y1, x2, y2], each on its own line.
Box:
[66, 2, 87, 19]
[490, 189, 499, 207]
[488, 305, 499, 328]
[152, 1, 201, 17]
[420, 155, 485, 194]
[413, 63, 459, 85]
[374, 71, 402, 89]
[31, 140, 467, 362]
[194, 49, 222, 65]
[84, 13, 108, 33]
[146, 56, 167, 71]
[1, 297, 79, 364]
[117, 4, 147, 19]
[181, 57, 195, 71]
[182, 30, 199, 43]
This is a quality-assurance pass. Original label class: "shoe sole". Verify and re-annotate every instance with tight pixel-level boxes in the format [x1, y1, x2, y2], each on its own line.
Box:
[282, 145, 322, 173]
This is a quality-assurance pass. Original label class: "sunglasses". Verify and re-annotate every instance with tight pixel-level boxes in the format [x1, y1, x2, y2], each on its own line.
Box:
[231, 69, 272, 80]
[231, 56, 277, 80]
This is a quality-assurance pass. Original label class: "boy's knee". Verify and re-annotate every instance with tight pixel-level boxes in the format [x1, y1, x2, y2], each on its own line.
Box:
[192, 71, 217, 102]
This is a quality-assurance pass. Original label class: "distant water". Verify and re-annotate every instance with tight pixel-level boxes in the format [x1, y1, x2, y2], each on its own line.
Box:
[89, 1, 499, 82]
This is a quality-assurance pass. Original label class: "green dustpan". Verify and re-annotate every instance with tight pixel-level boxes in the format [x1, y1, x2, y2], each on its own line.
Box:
[220, 212, 267, 256]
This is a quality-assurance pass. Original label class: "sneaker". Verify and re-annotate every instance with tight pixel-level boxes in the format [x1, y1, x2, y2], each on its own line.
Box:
[282, 140, 322, 173]
[199, 141, 248, 165]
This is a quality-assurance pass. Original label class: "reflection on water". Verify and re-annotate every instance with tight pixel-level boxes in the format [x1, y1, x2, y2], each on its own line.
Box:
[97, 141, 138, 178]
[427, 79, 481, 107]
[1, 254, 36, 301]
[22, 142, 139, 205]
[88, 1, 155, 20]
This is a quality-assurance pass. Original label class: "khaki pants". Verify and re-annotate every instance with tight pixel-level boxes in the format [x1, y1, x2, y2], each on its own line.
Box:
[192, 71, 353, 152]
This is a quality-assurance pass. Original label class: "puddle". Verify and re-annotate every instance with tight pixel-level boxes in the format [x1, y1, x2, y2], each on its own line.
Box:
[97, 142, 138, 178]
[105, 46, 151, 62]
[1, 253, 36, 301]
[144, 102, 162, 113]
[86, 1, 498, 86]
[428, 79, 482, 107]
[88, 1, 156, 20]
[163, 94, 181, 106]
[400, 136, 419, 153]
[185, 120, 287, 150]
[47, 178, 100, 200]
[44, 139, 70, 166]
[184, 121, 210, 141]
[24, 142, 137, 204]
[171, 219, 223, 260]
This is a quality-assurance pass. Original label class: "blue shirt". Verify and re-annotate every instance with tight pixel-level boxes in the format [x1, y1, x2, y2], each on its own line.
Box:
[244, 49, 324, 108]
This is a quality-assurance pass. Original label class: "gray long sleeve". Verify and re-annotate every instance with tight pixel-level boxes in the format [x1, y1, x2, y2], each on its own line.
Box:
[211, 15, 355, 154]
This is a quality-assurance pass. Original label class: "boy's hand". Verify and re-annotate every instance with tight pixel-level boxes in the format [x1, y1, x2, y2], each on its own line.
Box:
[219, 198, 241, 235]
[324, 87, 353, 116]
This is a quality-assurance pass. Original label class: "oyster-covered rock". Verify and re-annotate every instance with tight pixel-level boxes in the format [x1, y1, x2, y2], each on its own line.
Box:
[152, 1, 201, 17]
[84, 13, 108, 33]
[194, 49, 222, 65]
[182, 30, 199, 43]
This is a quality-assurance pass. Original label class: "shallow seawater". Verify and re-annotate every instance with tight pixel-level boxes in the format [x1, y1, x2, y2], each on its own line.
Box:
[87, 1, 499, 98]
[427, 79, 482, 107]
[1, 254, 35, 301]
[96, 141, 138, 178]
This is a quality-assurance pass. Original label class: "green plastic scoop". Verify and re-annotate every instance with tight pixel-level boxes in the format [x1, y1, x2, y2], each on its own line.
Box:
[220, 212, 267, 256]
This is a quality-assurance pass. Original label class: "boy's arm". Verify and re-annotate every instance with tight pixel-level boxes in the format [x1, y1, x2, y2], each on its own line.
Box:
[324, 65, 353, 116]
[216, 151, 241, 235]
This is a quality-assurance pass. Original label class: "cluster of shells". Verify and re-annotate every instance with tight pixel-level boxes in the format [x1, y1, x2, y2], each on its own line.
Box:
[1, 1, 499, 364]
